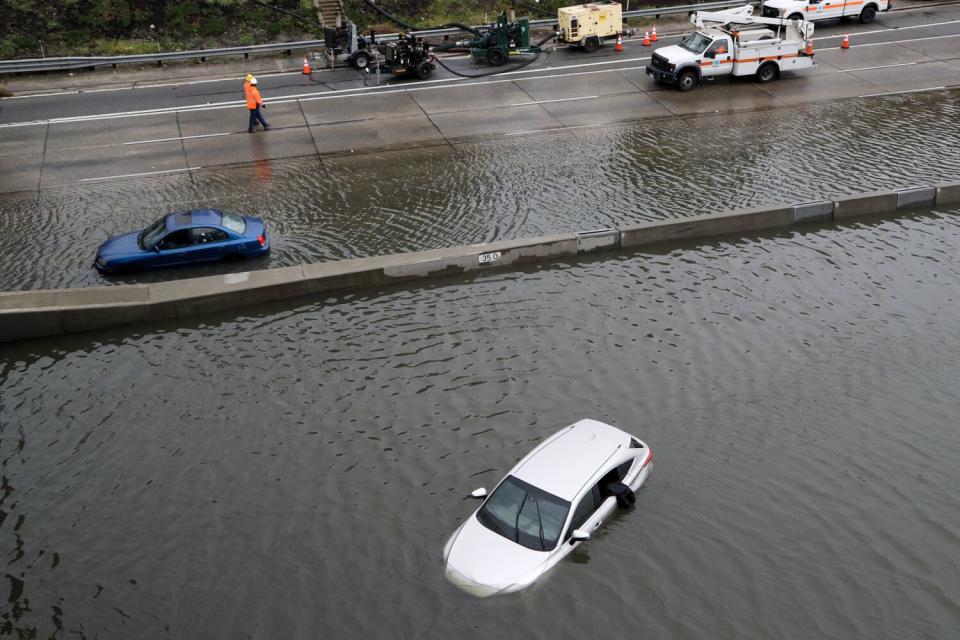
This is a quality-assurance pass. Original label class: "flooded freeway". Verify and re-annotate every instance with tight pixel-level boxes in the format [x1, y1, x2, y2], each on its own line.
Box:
[2, 205, 960, 638]
[1, 87, 959, 291]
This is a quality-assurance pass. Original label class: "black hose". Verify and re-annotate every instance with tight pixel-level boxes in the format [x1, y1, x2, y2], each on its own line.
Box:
[431, 50, 542, 78]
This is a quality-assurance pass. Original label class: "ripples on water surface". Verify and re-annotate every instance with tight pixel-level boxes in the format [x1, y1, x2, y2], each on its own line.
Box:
[2, 209, 960, 638]
[0, 89, 959, 290]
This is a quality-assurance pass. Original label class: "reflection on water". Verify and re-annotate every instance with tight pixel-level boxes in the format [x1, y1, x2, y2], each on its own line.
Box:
[1, 89, 959, 291]
[2, 209, 960, 638]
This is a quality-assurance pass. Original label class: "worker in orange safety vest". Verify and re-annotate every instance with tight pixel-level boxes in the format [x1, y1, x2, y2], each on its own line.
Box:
[244, 75, 270, 133]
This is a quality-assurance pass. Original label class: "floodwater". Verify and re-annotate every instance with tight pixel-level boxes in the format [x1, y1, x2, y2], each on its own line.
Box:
[2, 206, 960, 638]
[1, 88, 959, 291]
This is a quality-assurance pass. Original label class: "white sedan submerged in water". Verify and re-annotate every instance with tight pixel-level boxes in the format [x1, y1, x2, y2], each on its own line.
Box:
[442, 419, 653, 597]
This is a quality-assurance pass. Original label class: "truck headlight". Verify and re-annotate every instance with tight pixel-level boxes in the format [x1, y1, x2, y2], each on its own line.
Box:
[669, 63, 676, 71]
[95, 257, 107, 268]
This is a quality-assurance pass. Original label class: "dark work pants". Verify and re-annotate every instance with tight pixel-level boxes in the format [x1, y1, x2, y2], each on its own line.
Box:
[248, 107, 268, 131]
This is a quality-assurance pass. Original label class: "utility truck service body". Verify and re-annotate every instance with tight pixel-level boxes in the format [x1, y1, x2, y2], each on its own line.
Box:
[646, 5, 815, 91]
[556, 2, 623, 52]
[761, 0, 890, 24]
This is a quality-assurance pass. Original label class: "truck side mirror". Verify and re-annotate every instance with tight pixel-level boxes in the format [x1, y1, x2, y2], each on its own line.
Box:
[704, 50, 715, 59]
[468, 488, 487, 499]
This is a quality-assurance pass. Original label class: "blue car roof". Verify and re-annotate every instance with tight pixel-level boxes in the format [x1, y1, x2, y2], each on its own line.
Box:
[168, 209, 222, 229]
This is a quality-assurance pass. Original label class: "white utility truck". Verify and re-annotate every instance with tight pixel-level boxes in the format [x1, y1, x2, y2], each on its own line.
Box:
[556, 2, 624, 52]
[645, 5, 815, 91]
[761, 0, 890, 24]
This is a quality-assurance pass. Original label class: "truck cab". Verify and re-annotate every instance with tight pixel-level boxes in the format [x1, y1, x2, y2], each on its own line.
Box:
[647, 29, 736, 91]
[761, 0, 889, 23]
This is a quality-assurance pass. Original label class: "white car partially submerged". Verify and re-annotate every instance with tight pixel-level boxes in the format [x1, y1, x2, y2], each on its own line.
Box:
[442, 419, 653, 597]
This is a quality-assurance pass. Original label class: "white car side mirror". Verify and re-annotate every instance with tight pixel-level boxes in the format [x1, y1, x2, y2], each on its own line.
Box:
[469, 487, 487, 499]
[571, 529, 591, 542]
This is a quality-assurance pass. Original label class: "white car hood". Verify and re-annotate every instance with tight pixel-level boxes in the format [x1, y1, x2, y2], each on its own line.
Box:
[444, 514, 548, 596]
[653, 44, 694, 63]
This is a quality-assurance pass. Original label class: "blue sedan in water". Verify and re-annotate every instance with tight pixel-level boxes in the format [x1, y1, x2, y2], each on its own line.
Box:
[94, 209, 270, 274]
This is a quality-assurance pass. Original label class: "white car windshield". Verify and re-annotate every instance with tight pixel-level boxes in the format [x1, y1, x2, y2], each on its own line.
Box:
[477, 476, 570, 551]
[680, 32, 712, 54]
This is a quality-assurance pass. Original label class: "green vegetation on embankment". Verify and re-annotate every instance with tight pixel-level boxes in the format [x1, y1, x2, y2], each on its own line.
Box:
[0, 0, 660, 59]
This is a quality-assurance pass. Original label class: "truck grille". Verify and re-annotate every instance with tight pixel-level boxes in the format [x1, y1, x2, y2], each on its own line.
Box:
[651, 53, 671, 72]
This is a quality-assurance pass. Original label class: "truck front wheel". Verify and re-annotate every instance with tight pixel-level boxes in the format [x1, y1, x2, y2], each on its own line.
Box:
[677, 69, 697, 91]
[756, 62, 778, 83]
[859, 5, 877, 23]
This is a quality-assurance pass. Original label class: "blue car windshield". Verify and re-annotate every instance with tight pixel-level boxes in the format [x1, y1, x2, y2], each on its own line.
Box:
[476, 475, 570, 552]
[220, 211, 246, 234]
[139, 217, 167, 249]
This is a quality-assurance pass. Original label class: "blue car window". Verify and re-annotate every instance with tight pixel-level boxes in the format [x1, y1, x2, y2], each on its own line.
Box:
[158, 229, 192, 250]
[192, 228, 228, 244]
[139, 217, 167, 249]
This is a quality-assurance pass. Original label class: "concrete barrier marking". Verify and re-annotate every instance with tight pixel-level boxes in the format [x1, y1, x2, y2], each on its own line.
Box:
[896, 186, 936, 210]
[793, 201, 834, 223]
[224, 272, 251, 284]
[479, 251, 501, 265]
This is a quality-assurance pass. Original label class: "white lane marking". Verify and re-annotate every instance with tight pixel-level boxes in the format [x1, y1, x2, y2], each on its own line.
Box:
[124, 132, 232, 145]
[813, 17, 960, 41]
[78, 167, 197, 182]
[835, 31, 960, 48]
[860, 85, 947, 97]
[1, 69, 310, 100]
[839, 62, 918, 72]
[3, 29, 960, 128]
[508, 95, 599, 106]
[505, 123, 602, 136]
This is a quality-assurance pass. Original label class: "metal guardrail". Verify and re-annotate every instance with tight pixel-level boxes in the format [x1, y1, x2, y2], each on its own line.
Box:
[0, 1, 751, 75]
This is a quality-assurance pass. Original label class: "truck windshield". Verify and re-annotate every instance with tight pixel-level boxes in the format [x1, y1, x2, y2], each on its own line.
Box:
[680, 32, 712, 54]
[476, 475, 570, 552]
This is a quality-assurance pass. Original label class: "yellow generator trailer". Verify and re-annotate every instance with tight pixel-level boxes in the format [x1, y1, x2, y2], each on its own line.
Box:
[557, 1, 624, 52]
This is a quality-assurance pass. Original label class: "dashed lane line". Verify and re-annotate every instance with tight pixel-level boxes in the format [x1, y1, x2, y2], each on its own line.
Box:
[78, 167, 197, 182]
[124, 132, 232, 145]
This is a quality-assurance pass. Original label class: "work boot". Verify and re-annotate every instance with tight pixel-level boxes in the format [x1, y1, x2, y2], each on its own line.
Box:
[263, 124, 270, 130]
[248, 128, 254, 133]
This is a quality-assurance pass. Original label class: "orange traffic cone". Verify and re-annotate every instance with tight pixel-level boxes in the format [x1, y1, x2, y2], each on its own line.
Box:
[651, 26, 658, 42]
[642, 31, 651, 46]
[841, 34, 850, 50]
[805, 39, 814, 56]
[615, 33, 624, 52]
[302, 55, 312, 74]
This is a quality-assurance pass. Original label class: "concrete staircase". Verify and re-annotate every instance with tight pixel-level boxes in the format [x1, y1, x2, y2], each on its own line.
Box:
[316, 0, 345, 27]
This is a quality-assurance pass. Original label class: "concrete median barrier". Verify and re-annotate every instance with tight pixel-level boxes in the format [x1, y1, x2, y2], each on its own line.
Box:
[833, 190, 900, 219]
[935, 181, 960, 206]
[621, 206, 794, 248]
[896, 186, 936, 210]
[1, 182, 957, 343]
[793, 201, 834, 224]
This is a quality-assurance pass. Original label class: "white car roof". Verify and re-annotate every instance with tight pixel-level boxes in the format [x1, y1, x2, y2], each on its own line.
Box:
[512, 419, 630, 502]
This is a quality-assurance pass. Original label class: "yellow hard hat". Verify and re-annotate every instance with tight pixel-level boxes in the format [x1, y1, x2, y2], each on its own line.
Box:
[245, 73, 254, 82]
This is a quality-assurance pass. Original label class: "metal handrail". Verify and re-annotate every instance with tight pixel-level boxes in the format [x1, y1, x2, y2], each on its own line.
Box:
[0, 1, 751, 74]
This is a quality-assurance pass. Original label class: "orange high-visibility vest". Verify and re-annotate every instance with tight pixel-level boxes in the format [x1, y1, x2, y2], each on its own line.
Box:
[244, 83, 262, 110]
